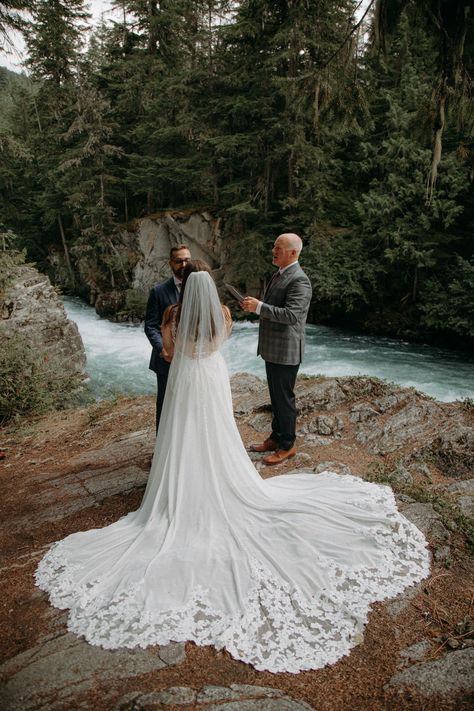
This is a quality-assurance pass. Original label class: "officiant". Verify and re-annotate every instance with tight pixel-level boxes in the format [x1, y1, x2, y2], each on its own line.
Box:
[241, 233, 312, 464]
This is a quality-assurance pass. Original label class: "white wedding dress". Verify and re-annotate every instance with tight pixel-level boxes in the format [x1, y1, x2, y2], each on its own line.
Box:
[36, 272, 430, 674]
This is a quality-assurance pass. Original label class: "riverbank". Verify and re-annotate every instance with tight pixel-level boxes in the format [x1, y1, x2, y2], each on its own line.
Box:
[1, 375, 473, 711]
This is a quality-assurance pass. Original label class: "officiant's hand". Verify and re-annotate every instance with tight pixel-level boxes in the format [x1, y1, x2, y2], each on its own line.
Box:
[241, 297, 258, 313]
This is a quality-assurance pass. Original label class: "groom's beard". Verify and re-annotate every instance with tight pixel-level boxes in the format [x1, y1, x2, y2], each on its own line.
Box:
[171, 266, 186, 279]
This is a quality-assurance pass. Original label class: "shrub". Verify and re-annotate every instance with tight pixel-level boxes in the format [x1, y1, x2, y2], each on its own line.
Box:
[0, 331, 84, 424]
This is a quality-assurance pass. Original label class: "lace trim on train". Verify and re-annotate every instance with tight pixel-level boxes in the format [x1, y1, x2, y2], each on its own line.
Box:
[35, 520, 430, 674]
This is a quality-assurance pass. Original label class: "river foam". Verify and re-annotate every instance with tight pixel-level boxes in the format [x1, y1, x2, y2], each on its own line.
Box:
[64, 298, 474, 403]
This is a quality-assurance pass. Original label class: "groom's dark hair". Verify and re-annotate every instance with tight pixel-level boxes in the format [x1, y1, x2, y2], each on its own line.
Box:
[170, 244, 189, 258]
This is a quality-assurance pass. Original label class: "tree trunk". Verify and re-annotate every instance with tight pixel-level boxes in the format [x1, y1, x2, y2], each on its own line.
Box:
[100, 173, 105, 207]
[124, 185, 129, 222]
[426, 80, 446, 205]
[288, 149, 295, 199]
[147, 0, 158, 54]
[313, 79, 320, 140]
[57, 214, 75, 287]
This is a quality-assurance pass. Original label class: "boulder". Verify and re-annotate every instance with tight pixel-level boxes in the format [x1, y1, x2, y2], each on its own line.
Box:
[385, 648, 474, 698]
[0, 264, 86, 377]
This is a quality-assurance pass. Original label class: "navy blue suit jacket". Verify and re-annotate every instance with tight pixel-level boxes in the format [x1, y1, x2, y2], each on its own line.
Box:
[144, 277, 179, 375]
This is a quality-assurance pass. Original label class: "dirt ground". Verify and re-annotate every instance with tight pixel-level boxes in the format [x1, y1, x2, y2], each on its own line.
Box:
[0, 392, 473, 711]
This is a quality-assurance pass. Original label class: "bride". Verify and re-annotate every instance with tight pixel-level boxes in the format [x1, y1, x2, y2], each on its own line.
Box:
[36, 262, 430, 674]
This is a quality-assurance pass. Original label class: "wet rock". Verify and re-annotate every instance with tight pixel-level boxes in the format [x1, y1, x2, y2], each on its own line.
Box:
[95, 289, 126, 317]
[386, 648, 474, 698]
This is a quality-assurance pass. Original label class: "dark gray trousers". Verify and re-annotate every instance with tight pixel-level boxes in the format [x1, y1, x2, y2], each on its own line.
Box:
[265, 361, 300, 451]
[156, 371, 169, 433]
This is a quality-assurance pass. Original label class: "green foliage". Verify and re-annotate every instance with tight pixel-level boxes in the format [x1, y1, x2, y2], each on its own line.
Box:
[304, 227, 381, 319]
[419, 257, 474, 338]
[0, 0, 471, 347]
[0, 330, 84, 424]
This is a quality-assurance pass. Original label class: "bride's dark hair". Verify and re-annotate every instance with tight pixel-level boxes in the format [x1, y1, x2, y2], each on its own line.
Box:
[179, 260, 212, 304]
[174, 260, 223, 343]
[173, 259, 226, 356]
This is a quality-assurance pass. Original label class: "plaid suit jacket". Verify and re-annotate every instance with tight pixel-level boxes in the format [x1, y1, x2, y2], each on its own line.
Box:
[257, 262, 312, 365]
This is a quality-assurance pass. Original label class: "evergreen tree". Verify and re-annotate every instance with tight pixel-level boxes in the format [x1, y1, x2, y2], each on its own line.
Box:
[23, 0, 91, 285]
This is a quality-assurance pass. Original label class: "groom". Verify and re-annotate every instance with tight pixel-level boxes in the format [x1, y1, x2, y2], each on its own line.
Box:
[241, 233, 312, 464]
[145, 244, 191, 432]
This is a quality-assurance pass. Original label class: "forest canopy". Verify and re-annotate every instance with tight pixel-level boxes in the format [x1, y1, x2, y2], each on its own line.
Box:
[0, 0, 472, 347]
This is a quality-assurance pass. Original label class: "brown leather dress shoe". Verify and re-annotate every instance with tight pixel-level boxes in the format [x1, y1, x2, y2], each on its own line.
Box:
[263, 446, 297, 465]
[249, 438, 279, 453]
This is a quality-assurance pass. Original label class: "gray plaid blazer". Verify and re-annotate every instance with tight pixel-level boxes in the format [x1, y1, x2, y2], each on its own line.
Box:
[257, 262, 312, 365]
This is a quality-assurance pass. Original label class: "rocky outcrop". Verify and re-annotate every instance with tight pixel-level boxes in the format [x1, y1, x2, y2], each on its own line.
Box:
[0, 264, 86, 377]
[1, 377, 473, 711]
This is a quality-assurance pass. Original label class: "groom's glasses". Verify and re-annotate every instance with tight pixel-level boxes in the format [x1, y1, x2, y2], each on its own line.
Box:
[171, 258, 191, 265]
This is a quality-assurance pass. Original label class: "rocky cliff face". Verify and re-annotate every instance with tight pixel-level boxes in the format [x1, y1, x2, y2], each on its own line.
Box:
[1, 264, 87, 376]
[49, 210, 238, 320]
[131, 211, 223, 297]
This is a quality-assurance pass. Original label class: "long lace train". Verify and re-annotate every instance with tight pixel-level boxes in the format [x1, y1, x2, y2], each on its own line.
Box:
[36, 350, 430, 673]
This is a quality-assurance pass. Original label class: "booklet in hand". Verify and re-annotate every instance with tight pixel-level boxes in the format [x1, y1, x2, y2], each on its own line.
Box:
[225, 283, 245, 302]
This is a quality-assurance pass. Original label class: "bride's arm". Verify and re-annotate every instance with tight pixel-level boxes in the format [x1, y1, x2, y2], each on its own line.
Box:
[222, 305, 233, 336]
[161, 305, 176, 362]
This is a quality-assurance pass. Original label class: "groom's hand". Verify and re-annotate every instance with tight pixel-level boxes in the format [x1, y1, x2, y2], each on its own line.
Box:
[241, 297, 259, 313]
